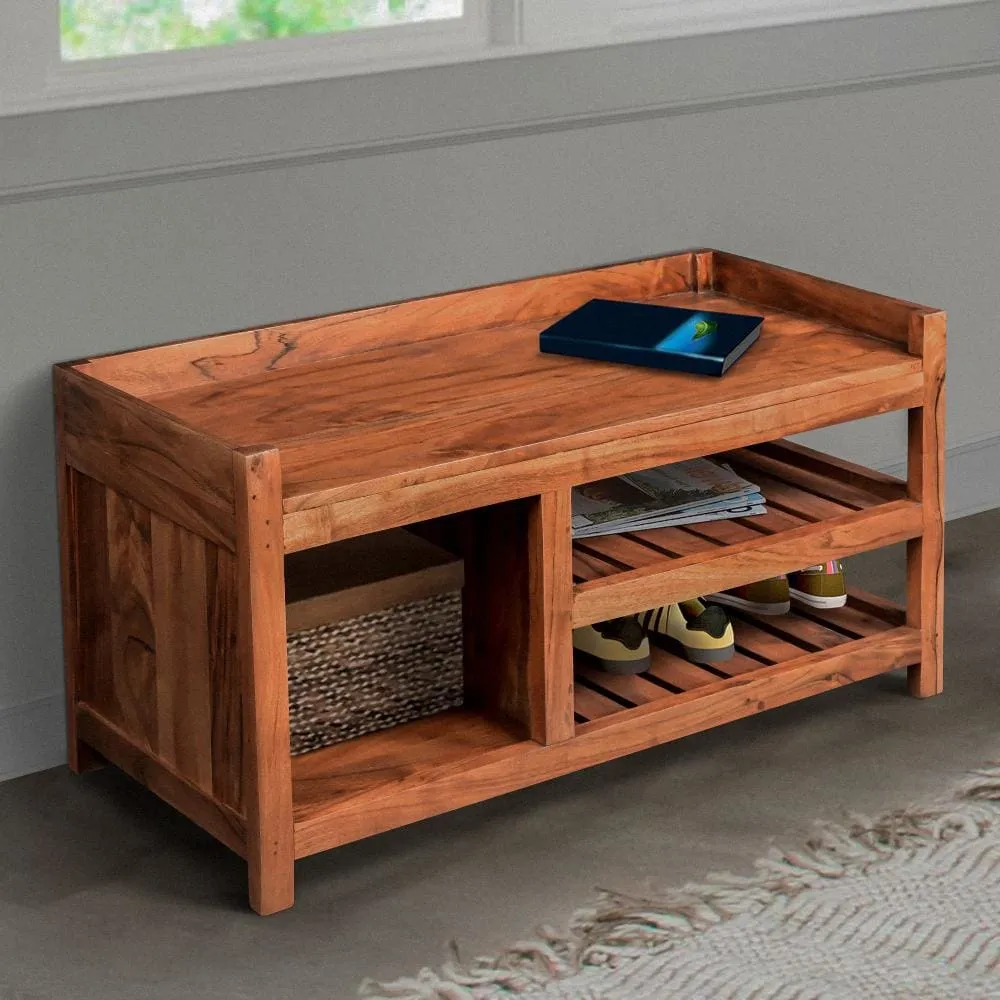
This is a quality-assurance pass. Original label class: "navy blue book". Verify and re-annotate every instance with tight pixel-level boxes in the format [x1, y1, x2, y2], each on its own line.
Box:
[539, 298, 763, 376]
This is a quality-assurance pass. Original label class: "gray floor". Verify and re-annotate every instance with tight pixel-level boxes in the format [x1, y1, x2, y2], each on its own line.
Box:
[2, 510, 998, 1000]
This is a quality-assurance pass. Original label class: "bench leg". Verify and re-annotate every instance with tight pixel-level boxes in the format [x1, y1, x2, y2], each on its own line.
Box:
[905, 312, 945, 698]
[235, 447, 295, 914]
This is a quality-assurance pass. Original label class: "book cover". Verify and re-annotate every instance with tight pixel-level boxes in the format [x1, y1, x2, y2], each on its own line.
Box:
[539, 298, 764, 376]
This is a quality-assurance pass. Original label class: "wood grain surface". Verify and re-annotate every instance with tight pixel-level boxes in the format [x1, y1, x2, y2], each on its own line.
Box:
[284, 529, 463, 632]
[573, 500, 923, 627]
[282, 374, 923, 550]
[233, 448, 295, 915]
[151, 514, 214, 791]
[574, 593, 906, 724]
[292, 625, 919, 857]
[56, 250, 945, 912]
[56, 365, 236, 522]
[77, 255, 695, 397]
[57, 465, 110, 773]
[146, 303, 920, 514]
[526, 490, 577, 744]
[906, 311, 946, 697]
[713, 251, 927, 347]
[77, 704, 246, 857]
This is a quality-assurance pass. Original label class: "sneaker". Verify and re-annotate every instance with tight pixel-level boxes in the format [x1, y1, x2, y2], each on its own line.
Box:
[573, 617, 651, 675]
[640, 600, 735, 664]
[707, 576, 791, 616]
[789, 561, 847, 609]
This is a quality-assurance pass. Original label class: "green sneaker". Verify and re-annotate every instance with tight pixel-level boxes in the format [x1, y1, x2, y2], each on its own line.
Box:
[789, 561, 847, 609]
[707, 576, 791, 616]
[640, 599, 735, 664]
[573, 616, 651, 675]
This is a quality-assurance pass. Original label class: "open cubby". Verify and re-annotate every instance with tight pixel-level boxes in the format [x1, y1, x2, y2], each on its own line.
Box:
[55, 249, 944, 914]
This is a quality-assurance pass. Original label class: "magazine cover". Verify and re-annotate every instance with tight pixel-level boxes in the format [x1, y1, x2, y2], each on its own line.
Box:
[572, 458, 763, 538]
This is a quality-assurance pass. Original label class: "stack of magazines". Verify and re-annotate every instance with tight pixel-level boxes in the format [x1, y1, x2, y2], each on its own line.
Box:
[572, 458, 765, 539]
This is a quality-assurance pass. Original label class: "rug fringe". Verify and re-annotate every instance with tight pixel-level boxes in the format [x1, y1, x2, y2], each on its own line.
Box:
[358, 763, 1000, 999]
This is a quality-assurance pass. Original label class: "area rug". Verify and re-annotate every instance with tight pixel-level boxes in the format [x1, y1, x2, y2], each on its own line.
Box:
[361, 766, 1000, 999]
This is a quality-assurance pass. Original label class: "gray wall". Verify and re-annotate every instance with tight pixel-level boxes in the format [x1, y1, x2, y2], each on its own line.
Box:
[2, 40, 999, 778]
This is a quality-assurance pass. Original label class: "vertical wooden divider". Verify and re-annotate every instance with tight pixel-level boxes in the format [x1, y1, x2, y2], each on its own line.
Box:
[459, 491, 575, 745]
[526, 490, 576, 745]
[233, 447, 295, 915]
[906, 310, 946, 697]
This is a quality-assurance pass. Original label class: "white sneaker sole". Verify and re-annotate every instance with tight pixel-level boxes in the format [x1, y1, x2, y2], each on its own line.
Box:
[789, 589, 847, 609]
[707, 593, 790, 616]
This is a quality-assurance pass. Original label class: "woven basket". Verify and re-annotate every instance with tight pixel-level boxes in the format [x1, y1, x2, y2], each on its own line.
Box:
[287, 590, 464, 755]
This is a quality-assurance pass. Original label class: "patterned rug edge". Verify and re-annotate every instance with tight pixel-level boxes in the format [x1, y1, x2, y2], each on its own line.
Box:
[359, 763, 1000, 999]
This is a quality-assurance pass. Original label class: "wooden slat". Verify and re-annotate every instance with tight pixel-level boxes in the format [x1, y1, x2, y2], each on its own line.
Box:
[105, 489, 158, 753]
[576, 534, 670, 570]
[623, 526, 721, 556]
[683, 520, 763, 545]
[77, 704, 246, 857]
[575, 667, 669, 706]
[795, 602, 899, 639]
[712, 251, 923, 346]
[206, 544, 243, 813]
[234, 448, 295, 916]
[752, 439, 908, 501]
[735, 508, 808, 534]
[81, 255, 695, 396]
[710, 651, 770, 677]
[573, 500, 923, 627]
[645, 648, 722, 690]
[727, 446, 892, 509]
[847, 587, 906, 626]
[573, 548, 622, 582]
[151, 515, 213, 792]
[573, 684, 626, 722]
[737, 610, 854, 652]
[733, 467, 852, 521]
[292, 628, 921, 858]
[284, 375, 924, 549]
[906, 310, 946, 697]
[733, 619, 815, 664]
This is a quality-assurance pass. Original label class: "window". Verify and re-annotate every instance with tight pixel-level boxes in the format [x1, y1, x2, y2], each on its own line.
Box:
[60, 1, 464, 61]
[0, 0, 988, 116]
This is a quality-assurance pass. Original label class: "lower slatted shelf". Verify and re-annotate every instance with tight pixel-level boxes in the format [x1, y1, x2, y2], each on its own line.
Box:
[573, 588, 909, 726]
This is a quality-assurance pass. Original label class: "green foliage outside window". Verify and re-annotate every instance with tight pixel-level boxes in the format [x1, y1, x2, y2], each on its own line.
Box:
[61, 0, 452, 60]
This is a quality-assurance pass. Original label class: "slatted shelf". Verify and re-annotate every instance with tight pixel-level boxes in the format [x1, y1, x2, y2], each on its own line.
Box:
[573, 588, 913, 726]
[572, 439, 919, 627]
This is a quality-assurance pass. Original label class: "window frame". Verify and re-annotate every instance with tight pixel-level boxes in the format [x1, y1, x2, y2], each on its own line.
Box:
[3, 0, 494, 115]
[0, 0, 991, 117]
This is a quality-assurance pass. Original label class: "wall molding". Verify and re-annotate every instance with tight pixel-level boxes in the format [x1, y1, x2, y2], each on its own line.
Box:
[881, 432, 1000, 522]
[1, 1, 998, 205]
[3, 434, 999, 784]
